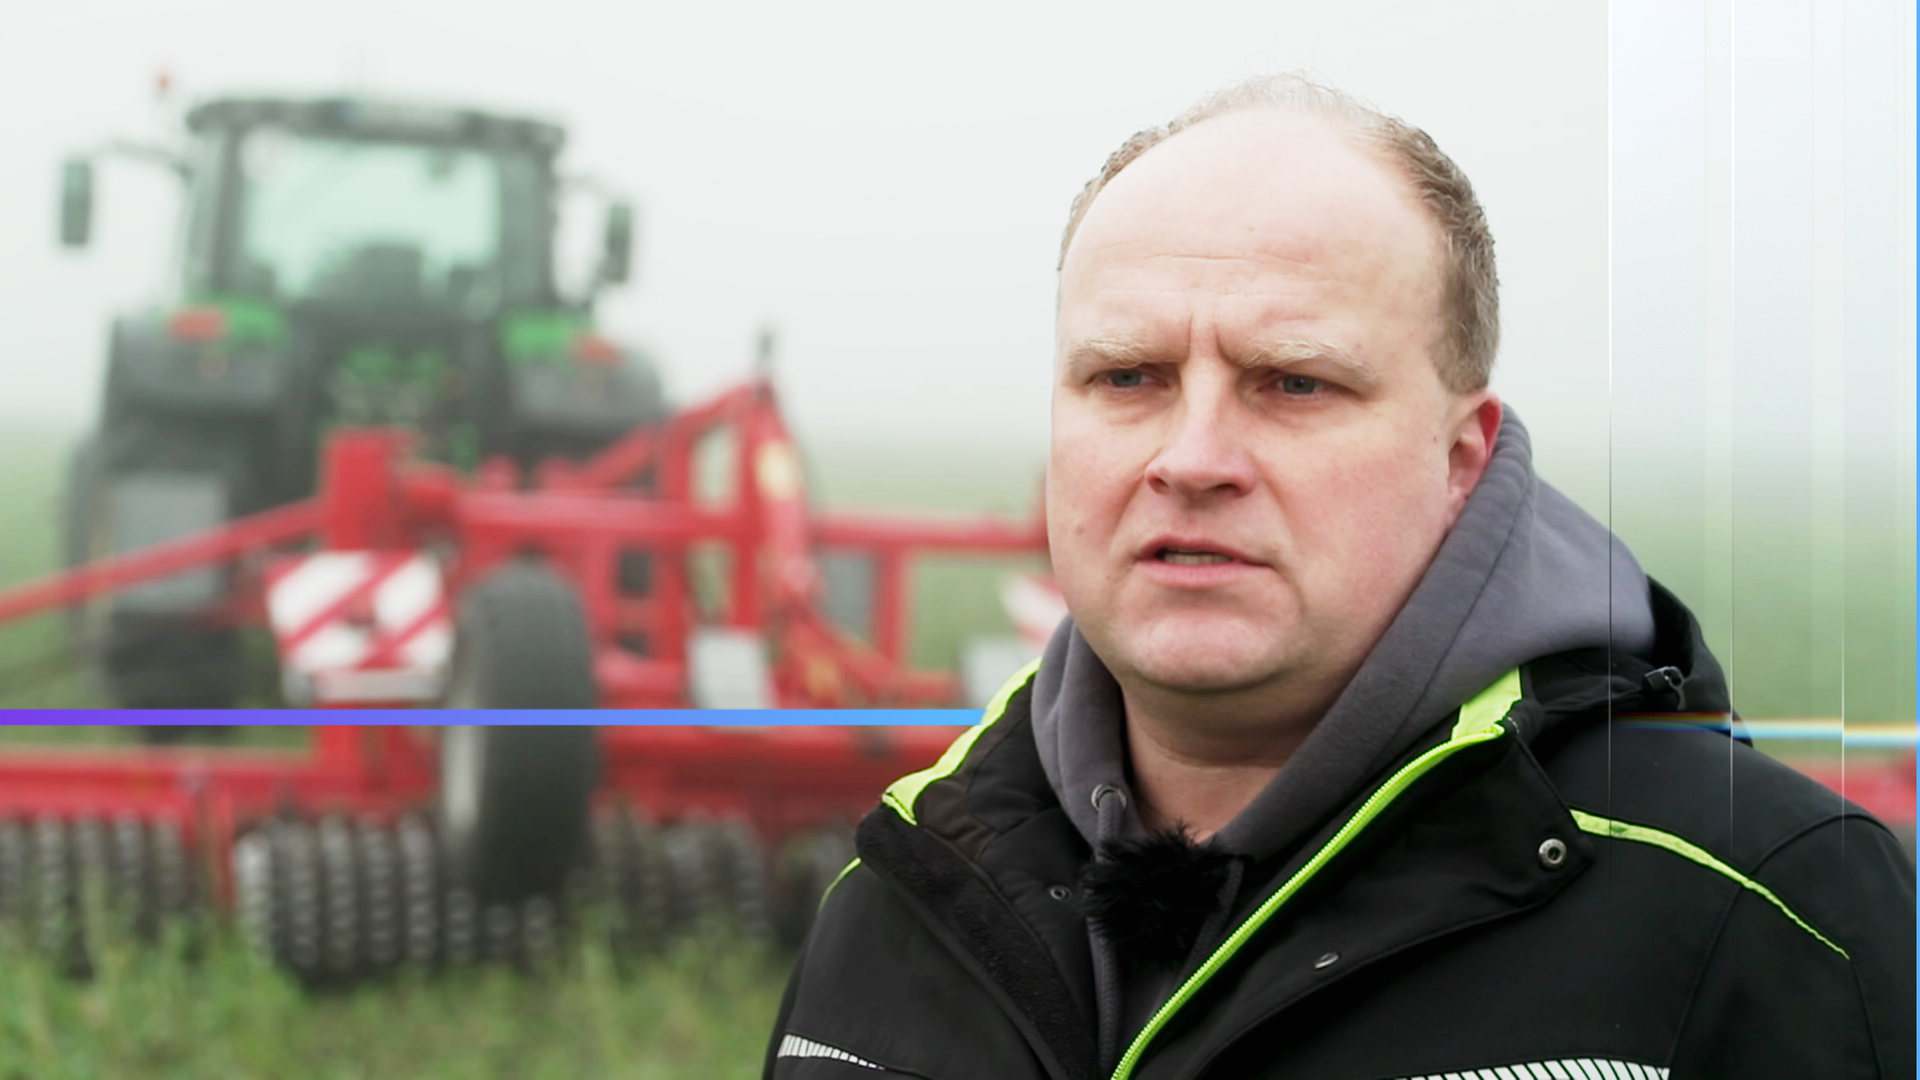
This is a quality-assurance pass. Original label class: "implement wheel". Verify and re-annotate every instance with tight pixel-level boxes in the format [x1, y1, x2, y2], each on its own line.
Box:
[439, 561, 600, 904]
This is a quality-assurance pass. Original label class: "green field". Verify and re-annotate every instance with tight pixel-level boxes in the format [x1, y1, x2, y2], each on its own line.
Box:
[0, 913, 788, 1080]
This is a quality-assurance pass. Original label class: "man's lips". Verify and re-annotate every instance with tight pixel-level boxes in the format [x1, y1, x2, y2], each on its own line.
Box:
[1135, 536, 1265, 566]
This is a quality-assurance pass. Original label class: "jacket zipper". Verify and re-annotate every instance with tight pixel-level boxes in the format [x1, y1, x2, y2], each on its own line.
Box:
[1109, 720, 1514, 1080]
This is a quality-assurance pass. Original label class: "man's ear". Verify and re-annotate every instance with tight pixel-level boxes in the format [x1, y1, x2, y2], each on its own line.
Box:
[1445, 392, 1503, 527]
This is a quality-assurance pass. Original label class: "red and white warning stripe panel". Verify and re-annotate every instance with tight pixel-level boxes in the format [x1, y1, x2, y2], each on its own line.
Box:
[265, 552, 452, 704]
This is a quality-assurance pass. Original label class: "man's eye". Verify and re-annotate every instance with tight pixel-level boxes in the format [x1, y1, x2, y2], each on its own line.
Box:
[1279, 375, 1322, 395]
[1104, 370, 1147, 389]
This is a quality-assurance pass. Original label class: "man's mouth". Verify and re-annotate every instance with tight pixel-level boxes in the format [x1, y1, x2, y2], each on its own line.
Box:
[1155, 548, 1236, 566]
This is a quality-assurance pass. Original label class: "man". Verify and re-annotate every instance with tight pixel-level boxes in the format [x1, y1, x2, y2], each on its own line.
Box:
[764, 75, 1915, 1080]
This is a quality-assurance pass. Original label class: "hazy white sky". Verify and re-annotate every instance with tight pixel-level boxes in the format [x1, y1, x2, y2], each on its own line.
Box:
[0, 2, 1608, 454]
[0, 0, 1908, 516]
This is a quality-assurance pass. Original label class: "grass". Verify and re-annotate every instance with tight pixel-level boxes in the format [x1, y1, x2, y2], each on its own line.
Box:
[0, 914, 789, 1080]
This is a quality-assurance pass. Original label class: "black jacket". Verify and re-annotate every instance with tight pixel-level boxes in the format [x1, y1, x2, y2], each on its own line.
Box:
[765, 584, 1916, 1080]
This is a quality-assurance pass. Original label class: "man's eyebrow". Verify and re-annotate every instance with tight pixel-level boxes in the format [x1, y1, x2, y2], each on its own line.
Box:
[1059, 335, 1167, 374]
[1063, 336, 1382, 387]
[1238, 340, 1381, 388]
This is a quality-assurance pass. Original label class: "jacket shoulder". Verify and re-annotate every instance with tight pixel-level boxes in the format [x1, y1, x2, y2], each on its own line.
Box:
[1541, 715, 1915, 1076]
[771, 861, 1054, 1079]
[1543, 715, 1900, 873]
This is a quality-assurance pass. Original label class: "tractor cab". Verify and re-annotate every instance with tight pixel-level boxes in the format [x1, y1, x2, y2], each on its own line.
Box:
[62, 95, 663, 482]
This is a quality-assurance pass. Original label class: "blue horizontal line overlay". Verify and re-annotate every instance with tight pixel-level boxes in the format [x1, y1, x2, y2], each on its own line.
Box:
[1622, 719, 1917, 747]
[0, 709, 981, 726]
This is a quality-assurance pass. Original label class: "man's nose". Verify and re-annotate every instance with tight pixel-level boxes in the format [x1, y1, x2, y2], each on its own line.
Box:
[1143, 374, 1255, 500]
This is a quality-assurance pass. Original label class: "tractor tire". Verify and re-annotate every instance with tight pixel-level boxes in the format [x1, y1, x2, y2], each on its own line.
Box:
[61, 435, 100, 580]
[438, 562, 600, 905]
[438, 727, 599, 905]
[66, 433, 245, 715]
[443, 561, 597, 709]
[100, 620, 244, 713]
[60, 434, 103, 658]
[70, 419, 253, 715]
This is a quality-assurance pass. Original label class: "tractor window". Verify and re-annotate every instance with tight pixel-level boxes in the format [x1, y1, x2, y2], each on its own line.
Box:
[237, 130, 506, 307]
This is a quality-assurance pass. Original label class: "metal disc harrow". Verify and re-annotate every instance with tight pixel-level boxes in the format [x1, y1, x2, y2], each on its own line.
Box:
[0, 808, 855, 987]
[0, 815, 198, 978]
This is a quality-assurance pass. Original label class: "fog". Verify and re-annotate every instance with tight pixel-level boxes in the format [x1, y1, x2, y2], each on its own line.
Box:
[1, 1, 1619, 459]
[1, 0, 1912, 716]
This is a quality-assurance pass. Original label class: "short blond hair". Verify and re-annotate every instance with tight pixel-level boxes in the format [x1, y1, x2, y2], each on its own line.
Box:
[1059, 74, 1500, 393]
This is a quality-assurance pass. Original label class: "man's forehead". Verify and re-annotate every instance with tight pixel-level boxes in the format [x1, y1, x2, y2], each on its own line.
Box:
[1058, 108, 1436, 288]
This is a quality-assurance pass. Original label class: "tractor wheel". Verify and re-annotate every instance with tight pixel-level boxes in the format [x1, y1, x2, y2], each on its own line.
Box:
[438, 727, 599, 905]
[61, 435, 100, 581]
[443, 561, 597, 709]
[99, 618, 244, 712]
[69, 419, 251, 716]
[439, 562, 600, 905]
[60, 434, 103, 669]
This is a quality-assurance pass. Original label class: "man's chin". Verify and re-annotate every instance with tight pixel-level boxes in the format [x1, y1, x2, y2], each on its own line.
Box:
[1074, 607, 1304, 693]
[1114, 640, 1295, 697]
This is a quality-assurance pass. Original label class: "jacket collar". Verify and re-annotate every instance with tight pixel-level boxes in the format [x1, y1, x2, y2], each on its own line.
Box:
[859, 664, 1638, 1080]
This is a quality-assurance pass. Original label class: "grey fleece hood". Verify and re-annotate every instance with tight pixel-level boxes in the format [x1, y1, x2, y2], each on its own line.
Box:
[1031, 408, 1658, 863]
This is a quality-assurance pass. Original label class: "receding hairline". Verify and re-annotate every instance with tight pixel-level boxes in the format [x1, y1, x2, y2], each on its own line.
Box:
[1056, 105, 1449, 292]
[1055, 73, 1502, 394]
[1061, 101, 1432, 271]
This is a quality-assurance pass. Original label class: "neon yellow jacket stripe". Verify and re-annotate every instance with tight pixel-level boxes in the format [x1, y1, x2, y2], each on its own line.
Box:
[1568, 810, 1847, 959]
[1111, 670, 1526, 1080]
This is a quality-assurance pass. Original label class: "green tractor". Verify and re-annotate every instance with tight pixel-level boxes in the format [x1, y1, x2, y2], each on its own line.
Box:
[59, 96, 668, 709]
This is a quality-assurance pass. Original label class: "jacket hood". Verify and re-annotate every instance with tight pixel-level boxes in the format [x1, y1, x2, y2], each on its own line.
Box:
[1032, 408, 1661, 862]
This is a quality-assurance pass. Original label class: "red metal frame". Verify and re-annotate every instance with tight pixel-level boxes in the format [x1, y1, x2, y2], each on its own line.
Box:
[0, 376, 1040, 909]
[0, 377, 1050, 708]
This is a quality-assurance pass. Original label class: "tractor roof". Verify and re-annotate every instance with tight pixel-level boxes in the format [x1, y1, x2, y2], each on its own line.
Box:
[185, 96, 566, 154]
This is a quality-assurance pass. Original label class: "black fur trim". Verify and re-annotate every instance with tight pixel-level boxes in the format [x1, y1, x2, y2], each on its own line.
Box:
[1080, 830, 1236, 969]
[857, 807, 1099, 1080]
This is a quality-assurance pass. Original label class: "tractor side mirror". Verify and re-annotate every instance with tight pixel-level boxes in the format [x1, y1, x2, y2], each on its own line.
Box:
[601, 202, 634, 286]
[60, 159, 94, 248]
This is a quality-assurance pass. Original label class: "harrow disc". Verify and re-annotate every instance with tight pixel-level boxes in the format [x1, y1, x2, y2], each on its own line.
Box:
[591, 805, 672, 953]
[231, 815, 565, 985]
[584, 809, 852, 952]
[0, 814, 200, 977]
[655, 814, 772, 940]
[0, 808, 860, 987]
[770, 824, 857, 948]
[0, 799, 856, 983]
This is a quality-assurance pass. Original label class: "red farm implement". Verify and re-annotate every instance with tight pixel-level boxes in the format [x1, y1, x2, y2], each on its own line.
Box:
[1, 375, 1053, 710]
[0, 724, 967, 983]
[0, 375, 1053, 982]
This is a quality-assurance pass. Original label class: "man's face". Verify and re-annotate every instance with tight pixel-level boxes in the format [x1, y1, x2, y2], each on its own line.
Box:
[1049, 109, 1497, 710]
